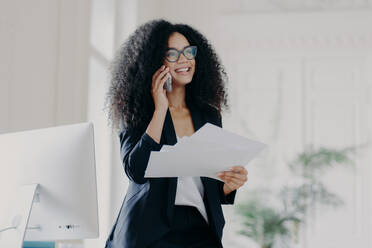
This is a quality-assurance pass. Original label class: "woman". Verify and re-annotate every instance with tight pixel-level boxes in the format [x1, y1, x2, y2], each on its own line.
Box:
[104, 19, 248, 248]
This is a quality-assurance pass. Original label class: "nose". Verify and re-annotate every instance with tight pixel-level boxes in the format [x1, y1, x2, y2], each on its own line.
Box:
[177, 52, 188, 63]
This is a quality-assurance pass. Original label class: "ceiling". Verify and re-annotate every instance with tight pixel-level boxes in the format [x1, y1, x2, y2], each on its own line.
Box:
[218, 0, 372, 14]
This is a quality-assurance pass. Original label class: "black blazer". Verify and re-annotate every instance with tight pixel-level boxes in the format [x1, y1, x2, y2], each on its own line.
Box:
[105, 102, 237, 248]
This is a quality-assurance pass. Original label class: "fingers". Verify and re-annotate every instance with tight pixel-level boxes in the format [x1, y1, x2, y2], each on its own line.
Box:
[220, 176, 244, 192]
[152, 65, 165, 82]
[217, 169, 248, 181]
[220, 171, 247, 184]
[221, 175, 244, 185]
[230, 165, 248, 175]
[221, 171, 246, 180]
[152, 66, 170, 91]
[225, 181, 240, 190]
[159, 72, 171, 90]
[217, 165, 248, 191]
[227, 174, 247, 184]
[154, 70, 170, 92]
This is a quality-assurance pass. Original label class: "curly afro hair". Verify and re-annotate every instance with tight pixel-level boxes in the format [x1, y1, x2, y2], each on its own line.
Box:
[104, 19, 230, 134]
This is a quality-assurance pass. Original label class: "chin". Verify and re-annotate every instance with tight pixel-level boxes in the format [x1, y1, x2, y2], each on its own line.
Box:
[174, 77, 193, 86]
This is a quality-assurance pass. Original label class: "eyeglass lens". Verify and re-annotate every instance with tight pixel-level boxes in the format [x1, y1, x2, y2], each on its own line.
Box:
[166, 46, 197, 62]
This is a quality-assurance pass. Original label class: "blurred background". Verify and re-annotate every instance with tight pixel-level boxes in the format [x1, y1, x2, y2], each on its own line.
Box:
[1, 0, 371, 247]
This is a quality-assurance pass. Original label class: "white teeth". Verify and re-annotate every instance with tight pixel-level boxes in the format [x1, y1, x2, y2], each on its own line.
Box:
[175, 67, 189, 72]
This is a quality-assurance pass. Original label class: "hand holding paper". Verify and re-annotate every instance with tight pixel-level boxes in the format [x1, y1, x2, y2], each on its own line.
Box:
[217, 165, 248, 194]
[144, 123, 267, 181]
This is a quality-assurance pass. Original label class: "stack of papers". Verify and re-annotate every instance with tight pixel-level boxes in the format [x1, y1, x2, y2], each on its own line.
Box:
[144, 123, 267, 181]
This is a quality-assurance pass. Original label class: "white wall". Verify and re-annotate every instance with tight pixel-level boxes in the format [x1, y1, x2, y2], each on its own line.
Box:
[218, 12, 372, 248]
[0, 0, 89, 133]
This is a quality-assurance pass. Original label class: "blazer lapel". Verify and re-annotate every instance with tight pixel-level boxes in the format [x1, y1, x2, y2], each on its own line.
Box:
[163, 107, 177, 225]
[164, 102, 205, 225]
[162, 102, 204, 146]
[187, 104, 215, 202]
[190, 105, 218, 223]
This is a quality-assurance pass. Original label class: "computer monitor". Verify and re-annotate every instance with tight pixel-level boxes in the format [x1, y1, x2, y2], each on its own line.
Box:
[0, 122, 99, 247]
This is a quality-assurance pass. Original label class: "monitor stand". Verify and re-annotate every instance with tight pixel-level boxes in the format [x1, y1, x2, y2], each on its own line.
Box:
[0, 184, 39, 248]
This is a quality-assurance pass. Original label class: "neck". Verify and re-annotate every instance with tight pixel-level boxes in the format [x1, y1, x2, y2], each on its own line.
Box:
[167, 84, 187, 110]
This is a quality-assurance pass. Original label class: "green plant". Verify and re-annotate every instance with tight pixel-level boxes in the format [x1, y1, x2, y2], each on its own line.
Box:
[235, 144, 359, 248]
[236, 195, 300, 248]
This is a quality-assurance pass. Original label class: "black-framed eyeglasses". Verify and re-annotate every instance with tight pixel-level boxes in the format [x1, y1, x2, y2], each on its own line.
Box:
[165, 45, 197, 62]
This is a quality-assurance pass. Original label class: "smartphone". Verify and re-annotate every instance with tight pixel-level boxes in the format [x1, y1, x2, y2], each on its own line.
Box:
[163, 73, 172, 92]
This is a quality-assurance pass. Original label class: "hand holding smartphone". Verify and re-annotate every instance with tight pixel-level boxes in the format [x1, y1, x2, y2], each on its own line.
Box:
[151, 65, 171, 112]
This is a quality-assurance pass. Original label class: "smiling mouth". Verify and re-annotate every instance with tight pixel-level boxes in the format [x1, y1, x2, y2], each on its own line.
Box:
[175, 67, 191, 73]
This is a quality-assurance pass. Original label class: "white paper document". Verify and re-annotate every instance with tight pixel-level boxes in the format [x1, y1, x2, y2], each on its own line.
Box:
[144, 123, 267, 180]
